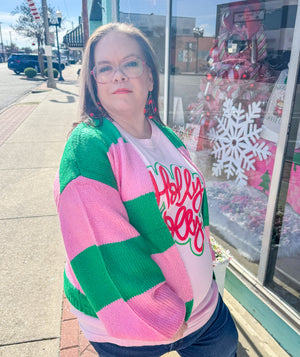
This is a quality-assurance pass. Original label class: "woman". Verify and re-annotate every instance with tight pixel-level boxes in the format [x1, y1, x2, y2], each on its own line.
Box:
[54, 23, 238, 356]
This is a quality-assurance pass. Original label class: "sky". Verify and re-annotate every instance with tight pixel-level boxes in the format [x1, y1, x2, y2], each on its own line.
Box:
[0, 0, 228, 50]
[0, 0, 81, 49]
[120, 0, 220, 36]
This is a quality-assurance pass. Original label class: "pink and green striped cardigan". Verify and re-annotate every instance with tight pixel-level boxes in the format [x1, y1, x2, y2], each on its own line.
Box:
[54, 118, 211, 342]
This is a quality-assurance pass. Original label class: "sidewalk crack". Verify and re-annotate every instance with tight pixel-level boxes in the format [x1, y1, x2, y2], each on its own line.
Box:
[0, 337, 59, 347]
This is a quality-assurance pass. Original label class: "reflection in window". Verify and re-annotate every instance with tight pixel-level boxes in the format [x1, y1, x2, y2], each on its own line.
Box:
[169, 0, 297, 283]
[118, 0, 168, 114]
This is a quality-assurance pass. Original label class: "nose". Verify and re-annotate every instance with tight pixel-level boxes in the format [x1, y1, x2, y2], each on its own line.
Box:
[112, 68, 128, 83]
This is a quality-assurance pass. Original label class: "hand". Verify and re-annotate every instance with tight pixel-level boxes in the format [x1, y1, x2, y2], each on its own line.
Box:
[171, 322, 188, 341]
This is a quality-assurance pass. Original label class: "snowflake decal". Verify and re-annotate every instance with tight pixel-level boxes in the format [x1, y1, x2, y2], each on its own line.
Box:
[209, 98, 271, 186]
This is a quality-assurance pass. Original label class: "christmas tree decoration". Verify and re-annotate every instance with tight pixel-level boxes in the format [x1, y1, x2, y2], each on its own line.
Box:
[293, 153, 300, 171]
[259, 170, 270, 193]
[206, 72, 216, 81]
[187, 1, 276, 151]
[209, 98, 271, 185]
[242, 72, 250, 80]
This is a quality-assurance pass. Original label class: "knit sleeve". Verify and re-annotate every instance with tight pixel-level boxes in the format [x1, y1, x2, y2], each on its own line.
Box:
[56, 177, 186, 341]
[55, 125, 187, 341]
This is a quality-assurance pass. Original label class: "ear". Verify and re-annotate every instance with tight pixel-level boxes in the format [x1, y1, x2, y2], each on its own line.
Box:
[147, 68, 154, 92]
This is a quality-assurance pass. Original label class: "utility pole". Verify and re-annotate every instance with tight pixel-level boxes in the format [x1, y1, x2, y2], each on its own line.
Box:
[0, 22, 5, 61]
[82, 0, 89, 48]
[41, 0, 56, 88]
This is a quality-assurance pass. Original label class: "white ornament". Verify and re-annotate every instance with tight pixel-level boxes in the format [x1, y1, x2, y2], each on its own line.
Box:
[209, 98, 271, 186]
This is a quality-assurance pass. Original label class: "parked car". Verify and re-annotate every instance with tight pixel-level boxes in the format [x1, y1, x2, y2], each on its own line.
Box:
[60, 55, 69, 66]
[7, 54, 65, 74]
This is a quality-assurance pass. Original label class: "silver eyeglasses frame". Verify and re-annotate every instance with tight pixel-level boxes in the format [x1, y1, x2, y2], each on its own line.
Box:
[91, 57, 146, 84]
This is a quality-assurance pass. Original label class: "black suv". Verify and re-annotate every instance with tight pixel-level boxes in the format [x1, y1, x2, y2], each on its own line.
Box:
[8, 54, 65, 74]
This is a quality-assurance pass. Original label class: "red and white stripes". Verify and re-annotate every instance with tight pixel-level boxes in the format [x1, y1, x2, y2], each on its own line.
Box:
[27, 0, 41, 21]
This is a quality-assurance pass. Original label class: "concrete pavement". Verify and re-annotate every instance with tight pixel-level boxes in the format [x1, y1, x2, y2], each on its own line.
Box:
[0, 66, 79, 356]
[0, 65, 290, 356]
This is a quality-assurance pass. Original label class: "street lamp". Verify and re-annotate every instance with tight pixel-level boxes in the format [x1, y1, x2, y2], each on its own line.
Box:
[193, 27, 204, 73]
[48, 10, 64, 81]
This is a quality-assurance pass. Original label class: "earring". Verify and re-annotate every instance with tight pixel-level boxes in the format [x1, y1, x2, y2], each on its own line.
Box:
[144, 92, 158, 120]
[95, 99, 111, 121]
[97, 101, 103, 111]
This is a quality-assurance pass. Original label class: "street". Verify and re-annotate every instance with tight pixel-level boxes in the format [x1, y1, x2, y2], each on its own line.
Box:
[0, 63, 44, 112]
[0, 60, 202, 121]
[158, 73, 203, 126]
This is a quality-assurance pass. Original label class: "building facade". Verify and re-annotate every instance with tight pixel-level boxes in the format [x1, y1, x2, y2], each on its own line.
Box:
[65, 0, 300, 354]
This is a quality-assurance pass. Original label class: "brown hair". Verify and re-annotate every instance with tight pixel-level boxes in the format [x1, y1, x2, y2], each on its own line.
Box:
[78, 22, 163, 127]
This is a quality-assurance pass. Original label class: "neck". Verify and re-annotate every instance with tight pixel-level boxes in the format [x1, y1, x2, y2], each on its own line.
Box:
[112, 114, 152, 139]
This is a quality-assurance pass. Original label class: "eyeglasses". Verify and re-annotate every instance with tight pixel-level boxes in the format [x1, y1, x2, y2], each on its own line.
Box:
[92, 57, 146, 84]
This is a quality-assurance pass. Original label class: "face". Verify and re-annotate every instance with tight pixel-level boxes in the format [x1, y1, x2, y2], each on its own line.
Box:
[93, 32, 153, 122]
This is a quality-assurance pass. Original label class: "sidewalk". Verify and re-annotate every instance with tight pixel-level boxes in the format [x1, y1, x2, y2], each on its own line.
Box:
[0, 65, 289, 357]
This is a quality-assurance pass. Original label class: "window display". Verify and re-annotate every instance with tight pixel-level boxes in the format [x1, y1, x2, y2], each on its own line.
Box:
[169, 0, 299, 303]
[119, 0, 300, 315]
[119, 0, 168, 104]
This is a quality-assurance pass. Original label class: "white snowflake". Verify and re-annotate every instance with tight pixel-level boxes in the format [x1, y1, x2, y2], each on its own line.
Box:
[209, 98, 271, 186]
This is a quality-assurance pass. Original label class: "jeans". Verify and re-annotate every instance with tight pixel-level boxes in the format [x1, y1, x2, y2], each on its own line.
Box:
[90, 294, 238, 357]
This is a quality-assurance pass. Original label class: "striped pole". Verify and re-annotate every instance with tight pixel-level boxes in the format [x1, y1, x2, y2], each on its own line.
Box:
[27, 0, 41, 21]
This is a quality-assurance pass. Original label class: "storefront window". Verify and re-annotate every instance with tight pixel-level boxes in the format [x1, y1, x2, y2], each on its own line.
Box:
[119, 0, 167, 113]
[168, 0, 298, 279]
[266, 76, 300, 313]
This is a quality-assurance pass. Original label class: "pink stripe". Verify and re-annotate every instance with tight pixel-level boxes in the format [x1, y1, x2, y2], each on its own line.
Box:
[127, 283, 186, 339]
[99, 283, 185, 340]
[107, 138, 153, 201]
[98, 297, 166, 340]
[58, 176, 140, 261]
[151, 245, 193, 302]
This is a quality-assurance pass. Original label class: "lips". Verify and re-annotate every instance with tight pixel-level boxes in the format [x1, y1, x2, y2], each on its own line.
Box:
[112, 88, 133, 94]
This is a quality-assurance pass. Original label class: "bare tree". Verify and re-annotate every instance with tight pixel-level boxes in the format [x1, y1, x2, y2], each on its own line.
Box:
[11, 0, 55, 75]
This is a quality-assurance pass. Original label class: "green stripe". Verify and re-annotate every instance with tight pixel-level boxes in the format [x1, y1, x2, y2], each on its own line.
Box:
[124, 193, 175, 254]
[185, 300, 194, 321]
[202, 188, 209, 227]
[71, 245, 121, 312]
[100, 236, 166, 300]
[59, 121, 121, 193]
[94, 118, 123, 145]
[64, 270, 97, 317]
[70, 236, 167, 310]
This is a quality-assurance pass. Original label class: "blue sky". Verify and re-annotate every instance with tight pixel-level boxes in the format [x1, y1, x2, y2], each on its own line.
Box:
[120, 0, 220, 35]
[0, 0, 233, 49]
[0, 0, 81, 48]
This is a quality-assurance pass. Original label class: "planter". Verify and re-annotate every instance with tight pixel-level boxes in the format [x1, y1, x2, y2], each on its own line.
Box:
[213, 258, 230, 296]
